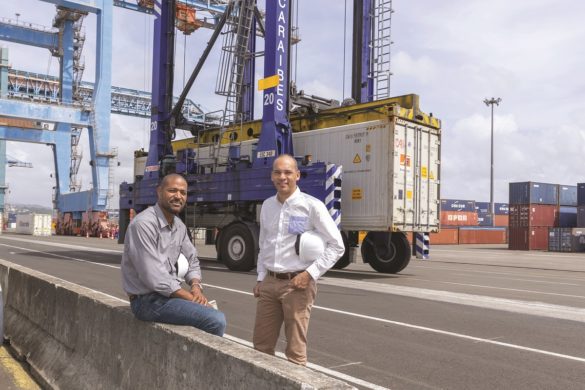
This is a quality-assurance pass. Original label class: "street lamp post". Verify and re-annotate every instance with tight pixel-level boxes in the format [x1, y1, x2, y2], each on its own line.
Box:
[483, 97, 501, 227]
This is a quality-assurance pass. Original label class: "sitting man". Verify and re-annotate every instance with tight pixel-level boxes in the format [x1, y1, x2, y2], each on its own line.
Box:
[121, 173, 226, 336]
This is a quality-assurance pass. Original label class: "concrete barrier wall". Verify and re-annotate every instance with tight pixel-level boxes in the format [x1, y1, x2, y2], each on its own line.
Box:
[0, 260, 354, 389]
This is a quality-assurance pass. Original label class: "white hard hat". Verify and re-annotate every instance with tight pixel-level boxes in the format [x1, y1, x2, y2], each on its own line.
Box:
[296, 230, 326, 262]
[177, 253, 189, 279]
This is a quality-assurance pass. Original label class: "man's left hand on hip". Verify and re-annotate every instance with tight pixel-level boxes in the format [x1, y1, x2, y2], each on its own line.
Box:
[289, 271, 312, 289]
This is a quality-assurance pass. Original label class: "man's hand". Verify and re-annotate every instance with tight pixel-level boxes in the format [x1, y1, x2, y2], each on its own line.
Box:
[190, 285, 208, 305]
[289, 271, 312, 290]
[253, 281, 262, 298]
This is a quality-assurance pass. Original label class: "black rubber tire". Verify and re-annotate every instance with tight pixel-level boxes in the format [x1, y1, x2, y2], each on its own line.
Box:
[220, 223, 257, 272]
[361, 232, 411, 273]
[332, 231, 351, 269]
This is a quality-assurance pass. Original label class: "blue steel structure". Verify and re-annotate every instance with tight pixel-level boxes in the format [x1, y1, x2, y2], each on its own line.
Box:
[6, 68, 213, 123]
[118, 0, 343, 271]
[0, 1, 113, 216]
[0, 0, 227, 219]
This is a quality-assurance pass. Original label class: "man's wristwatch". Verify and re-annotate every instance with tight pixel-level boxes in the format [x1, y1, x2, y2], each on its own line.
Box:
[191, 281, 203, 290]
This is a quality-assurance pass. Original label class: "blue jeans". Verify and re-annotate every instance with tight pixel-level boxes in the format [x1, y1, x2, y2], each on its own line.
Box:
[130, 292, 226, 336]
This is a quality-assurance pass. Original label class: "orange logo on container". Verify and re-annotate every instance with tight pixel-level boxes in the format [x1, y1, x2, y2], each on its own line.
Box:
[400, 154, 411, 167]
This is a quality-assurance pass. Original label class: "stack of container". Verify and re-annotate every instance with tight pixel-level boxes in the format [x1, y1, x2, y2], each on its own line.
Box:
[434, 199, 477, 244]
[548, 184, 585, 252]
[440, 199, 477, 226]
[508, 182, 558, 250]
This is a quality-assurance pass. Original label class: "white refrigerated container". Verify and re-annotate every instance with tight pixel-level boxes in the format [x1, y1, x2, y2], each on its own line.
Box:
[15, 213, 52, 236]
[293, 117, 441, 233]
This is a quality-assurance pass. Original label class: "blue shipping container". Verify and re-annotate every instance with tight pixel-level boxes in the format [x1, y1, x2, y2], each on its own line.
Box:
[559, 206, 577, 228]
[509, 182, 558, 205]
[475, 202, 489, 213]
[478, 214, 493, 226]
[495, 203, 509, 215]
[577, 183, 585, 206]
[476, 202, 509, 215]
[441, 199, 475, 212]
[559, 185, 577, 206]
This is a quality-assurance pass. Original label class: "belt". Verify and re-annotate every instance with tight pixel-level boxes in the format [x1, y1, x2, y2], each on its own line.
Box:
[268, 270, 303, 280]
[128, 294, 139, 302]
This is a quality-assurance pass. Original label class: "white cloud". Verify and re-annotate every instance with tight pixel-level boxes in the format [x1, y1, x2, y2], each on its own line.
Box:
[392, 51, 437, 84]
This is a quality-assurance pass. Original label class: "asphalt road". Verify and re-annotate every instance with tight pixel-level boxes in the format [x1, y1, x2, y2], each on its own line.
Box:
[1, 233, 584, 389]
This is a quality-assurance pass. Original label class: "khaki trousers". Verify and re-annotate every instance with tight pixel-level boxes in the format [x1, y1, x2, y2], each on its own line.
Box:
[253, 274, 317, 365]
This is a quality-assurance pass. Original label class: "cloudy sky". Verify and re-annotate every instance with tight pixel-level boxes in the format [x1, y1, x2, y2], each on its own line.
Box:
[2, 0, 585, 208]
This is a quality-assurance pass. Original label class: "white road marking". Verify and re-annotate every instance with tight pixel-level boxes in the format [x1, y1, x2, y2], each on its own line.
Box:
[328, 362, 363, 369]
[403, 277, 585, 299]
[317, 278, 585, 323]
[0, 243, 121, 269]
[447, 272, 580, 286]
[0, 236, 123, 254]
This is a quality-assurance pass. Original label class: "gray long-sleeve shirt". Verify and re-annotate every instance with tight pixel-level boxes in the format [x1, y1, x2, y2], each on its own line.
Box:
[121, 204, 201, 297]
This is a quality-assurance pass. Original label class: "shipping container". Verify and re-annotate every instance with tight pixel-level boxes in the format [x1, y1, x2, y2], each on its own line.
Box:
[508, 226, 549, 250]
[578, 206, 585, 227]
[441, 199, 475, 212]
[15, 214, 52, 236]
[495, 203, 509, 215]
[293, 118, 441, 232]
[475, 202, 489, 213]
[477, 213, 493, 226]
[494, 214, 509, 227]
[508, 204, 557, 227]
[548, 228, 573, 252]
[429, 228, 459, 245]
[548, 227, 585, 252]
[558, 206, 577, 228]
[578, 183, 585, 206]
[440, 211, 478, 226]
[458, 227, 507, 244]
[509, 182, 558, 205]
[558, 185, 577, 206]
[572, 228, 585, 252]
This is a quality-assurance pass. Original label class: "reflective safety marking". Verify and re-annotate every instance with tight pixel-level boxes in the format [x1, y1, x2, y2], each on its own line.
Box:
[257, 74, 279, 90]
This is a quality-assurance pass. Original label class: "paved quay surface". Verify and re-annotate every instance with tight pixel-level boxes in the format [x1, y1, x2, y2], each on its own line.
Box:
[1, 233, 585, 389]
[0, 346, 40, 390]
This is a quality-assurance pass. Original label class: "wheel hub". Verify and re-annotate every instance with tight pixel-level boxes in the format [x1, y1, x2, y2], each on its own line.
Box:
[227, 236, 244, 261]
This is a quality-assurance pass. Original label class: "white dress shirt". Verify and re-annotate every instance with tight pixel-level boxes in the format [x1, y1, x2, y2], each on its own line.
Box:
[257, 187, 345, 282]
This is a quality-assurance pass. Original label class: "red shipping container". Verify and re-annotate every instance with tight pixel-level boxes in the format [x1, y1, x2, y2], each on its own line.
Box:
[440, 211, 478, 226]
[459, 228, 507, 244]
[508, 227, 549, 250]
[430, 228, 459, 244]
[494, 214, 509, 227]
[508, 204, 557, 227]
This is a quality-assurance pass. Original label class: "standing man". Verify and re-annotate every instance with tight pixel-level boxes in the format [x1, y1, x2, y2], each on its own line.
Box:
[253, 154, 345, 365]
[122, 173, 226, 336]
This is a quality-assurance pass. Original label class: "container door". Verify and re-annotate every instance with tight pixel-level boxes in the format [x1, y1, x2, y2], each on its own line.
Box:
[391, 119, 440, 232]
